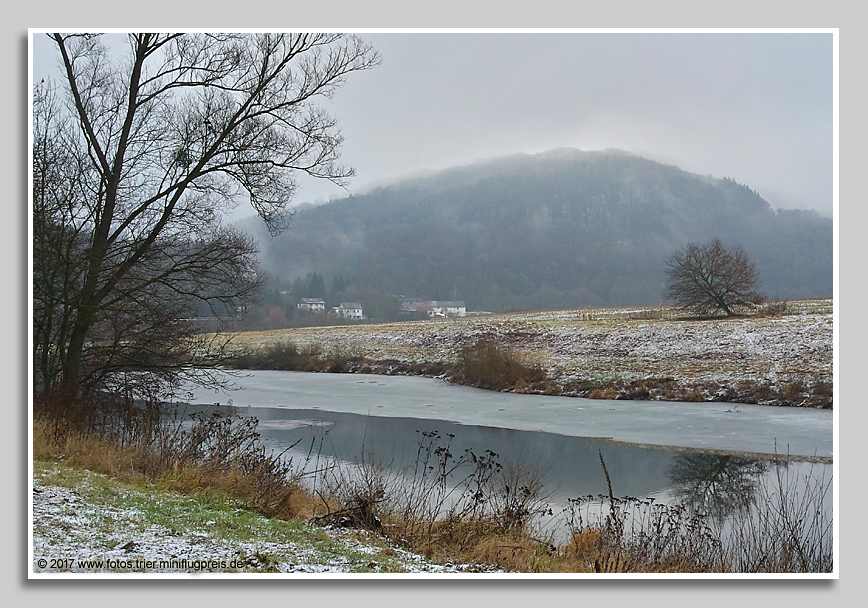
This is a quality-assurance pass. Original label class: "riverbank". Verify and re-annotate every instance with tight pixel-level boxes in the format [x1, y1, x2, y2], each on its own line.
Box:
[31, 460, 497, 575]
[32, 419, 833, 575]
[223, 299, 833, 408]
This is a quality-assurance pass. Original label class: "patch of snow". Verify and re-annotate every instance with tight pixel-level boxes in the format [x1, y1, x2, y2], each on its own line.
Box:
[32, 471, 492, 575]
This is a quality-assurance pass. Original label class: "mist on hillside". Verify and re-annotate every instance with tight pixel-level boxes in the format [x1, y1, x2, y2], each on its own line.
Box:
[235, 149, 832, 317]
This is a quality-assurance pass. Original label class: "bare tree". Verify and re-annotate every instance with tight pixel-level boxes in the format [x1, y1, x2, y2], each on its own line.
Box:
[665, 239, 764, 317]
[32, 33, 380, 398]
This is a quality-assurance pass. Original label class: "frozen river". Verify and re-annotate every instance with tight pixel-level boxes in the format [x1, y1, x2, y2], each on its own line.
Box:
[183, 370, 833, 460]
[178, 370, 834, 537]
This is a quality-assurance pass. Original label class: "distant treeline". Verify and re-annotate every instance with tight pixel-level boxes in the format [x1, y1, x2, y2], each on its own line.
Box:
[239, 149, 832, 316]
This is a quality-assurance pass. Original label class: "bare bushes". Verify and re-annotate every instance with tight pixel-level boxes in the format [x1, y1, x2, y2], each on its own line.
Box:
[149, 413, 304, 518]
[560, 453, 833, 573]
[34, 392, 834, 573]
[229, 341, 357, 372]
[779, 380, 833, 409]
[231, 339, 556, 395]
[720, 460, 833, 573]
[564, 495, 724, 572]
[559, 450, 720, 572]
[565, 377, 833, 409]
[33, 385, 169, 449]
[234, 339, 553, 394]
[452, 340, 550, 392]
[309, 430, 553, 568]
[306, 437, 833, 573]
[229, 341, 317, 370]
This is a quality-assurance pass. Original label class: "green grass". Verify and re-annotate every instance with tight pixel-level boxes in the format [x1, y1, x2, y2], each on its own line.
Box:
[32, 460, 447, 574]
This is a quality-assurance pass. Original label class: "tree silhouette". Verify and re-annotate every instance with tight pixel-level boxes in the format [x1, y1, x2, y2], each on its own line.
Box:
[32, 33, 379, 398]
[665, 239, 764, 316]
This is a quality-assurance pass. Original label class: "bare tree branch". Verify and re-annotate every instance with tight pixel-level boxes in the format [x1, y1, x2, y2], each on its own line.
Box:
[32, 32, 380, 397]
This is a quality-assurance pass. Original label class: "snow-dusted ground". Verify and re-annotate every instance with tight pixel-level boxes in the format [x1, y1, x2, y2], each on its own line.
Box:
[31, 467, 494, 576]
[230, 300, 833, 393]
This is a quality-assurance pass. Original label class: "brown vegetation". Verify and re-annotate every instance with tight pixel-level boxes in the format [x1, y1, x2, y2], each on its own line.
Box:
[34, 387, 832, 574]
[33, 390, 311, 522]
[449, 340, 552, 393]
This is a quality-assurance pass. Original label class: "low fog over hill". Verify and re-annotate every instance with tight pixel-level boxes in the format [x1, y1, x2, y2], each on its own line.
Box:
[239, 149, 832, 314]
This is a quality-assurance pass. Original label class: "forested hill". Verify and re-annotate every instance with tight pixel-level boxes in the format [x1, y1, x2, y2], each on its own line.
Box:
[241, 149, 832, 314]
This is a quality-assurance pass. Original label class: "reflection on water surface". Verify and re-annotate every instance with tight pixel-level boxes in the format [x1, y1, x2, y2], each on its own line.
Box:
[175, 402, 830, 540]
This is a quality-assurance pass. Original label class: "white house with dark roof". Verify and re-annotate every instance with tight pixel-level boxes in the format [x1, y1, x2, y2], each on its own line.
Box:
[297, 298, 326, 312]
[334, 302, 364, 320]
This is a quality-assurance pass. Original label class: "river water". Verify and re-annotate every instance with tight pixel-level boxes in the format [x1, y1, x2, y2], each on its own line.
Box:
[178, 370, 834, 541]
[183, 370, 833, 458]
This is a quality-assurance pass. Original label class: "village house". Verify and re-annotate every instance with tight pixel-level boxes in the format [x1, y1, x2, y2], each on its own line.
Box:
[333, 302, 364, 320]
[297, 298, 326, 312]
[398, 298, 428, 316]
[399, 299, 466, 318]
[430, 300, 466, 318]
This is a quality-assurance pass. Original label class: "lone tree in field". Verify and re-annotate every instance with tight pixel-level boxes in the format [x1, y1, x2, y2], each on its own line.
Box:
[665, 239, 764, 317]
[32, 33, 380, 399]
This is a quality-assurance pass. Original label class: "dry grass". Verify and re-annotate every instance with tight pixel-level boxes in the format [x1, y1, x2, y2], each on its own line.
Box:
[33, 391, 313, 522]
[34, 417, 833, 573]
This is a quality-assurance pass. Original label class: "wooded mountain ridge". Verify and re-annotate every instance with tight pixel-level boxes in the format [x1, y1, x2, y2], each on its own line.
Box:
[240, 149, 832, 315]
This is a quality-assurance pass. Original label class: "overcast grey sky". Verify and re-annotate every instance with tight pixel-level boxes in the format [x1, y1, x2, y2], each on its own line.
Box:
[31, 31, 835, 218]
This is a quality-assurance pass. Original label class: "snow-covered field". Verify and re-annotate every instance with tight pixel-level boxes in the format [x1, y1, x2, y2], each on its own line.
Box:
[228, 299, 833, 401]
